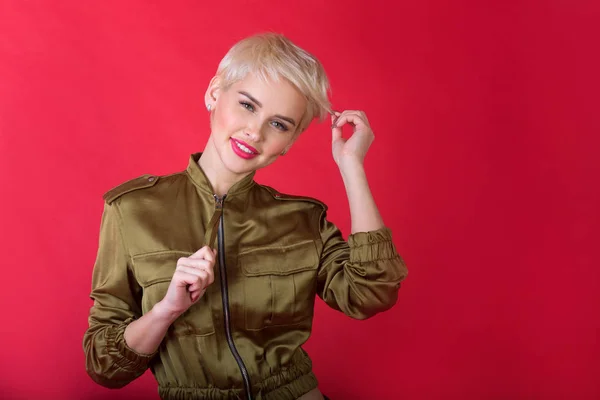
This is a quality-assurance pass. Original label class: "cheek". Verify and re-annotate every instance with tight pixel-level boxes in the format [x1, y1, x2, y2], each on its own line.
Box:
[263, 135, 294, 155]
[212, 109, 228, 132]
[213, 105, 243, 133]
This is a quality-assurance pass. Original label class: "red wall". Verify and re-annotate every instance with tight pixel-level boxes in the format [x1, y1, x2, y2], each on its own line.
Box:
[1, 1, 598, 399]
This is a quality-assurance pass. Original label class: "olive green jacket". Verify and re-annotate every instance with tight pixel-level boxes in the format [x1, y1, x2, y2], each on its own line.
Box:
[83, 153, 407, 400]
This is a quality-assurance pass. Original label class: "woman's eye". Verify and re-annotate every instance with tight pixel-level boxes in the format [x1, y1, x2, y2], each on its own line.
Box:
[271, 121, 288, 131]
[240, 101, 255, 112]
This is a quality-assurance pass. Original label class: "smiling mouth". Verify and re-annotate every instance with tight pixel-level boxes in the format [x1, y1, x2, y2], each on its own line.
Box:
[230, 138, 259, 160]
[235, 141, 255, 154]
[232, 138, 258, 154]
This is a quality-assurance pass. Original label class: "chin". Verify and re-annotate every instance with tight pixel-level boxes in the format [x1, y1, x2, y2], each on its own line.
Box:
[218, 141, 279, 174]
[221, 152, 259, 174]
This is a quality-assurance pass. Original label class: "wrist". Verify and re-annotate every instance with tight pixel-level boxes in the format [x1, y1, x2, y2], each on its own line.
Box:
[152, 300, 181, 324]
[339, 159, 366, 182]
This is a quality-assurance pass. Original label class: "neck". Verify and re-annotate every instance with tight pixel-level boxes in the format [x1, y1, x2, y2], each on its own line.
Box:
[199, 139, 251, 197]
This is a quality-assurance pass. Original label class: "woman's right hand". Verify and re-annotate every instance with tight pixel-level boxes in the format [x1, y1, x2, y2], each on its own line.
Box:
[154, 246, 216, 320]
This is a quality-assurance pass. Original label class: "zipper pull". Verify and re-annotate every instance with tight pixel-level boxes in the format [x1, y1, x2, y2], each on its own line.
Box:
[213, 194, 226, 210]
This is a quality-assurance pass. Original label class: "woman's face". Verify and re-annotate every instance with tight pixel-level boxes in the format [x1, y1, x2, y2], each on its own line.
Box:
[205, 73, 307, 177]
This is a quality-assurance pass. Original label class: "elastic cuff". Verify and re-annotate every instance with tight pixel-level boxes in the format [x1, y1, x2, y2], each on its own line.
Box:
[348, 227, 393, 247]
[106, 318, 158, 372]
[348, 228, 399, 264]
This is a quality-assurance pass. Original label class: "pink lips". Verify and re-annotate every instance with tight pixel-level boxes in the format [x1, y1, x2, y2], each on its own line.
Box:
[230, 138, 258, 160]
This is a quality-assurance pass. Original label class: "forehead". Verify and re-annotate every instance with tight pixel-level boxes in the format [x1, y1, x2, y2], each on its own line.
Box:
[228, 73, 307, 116]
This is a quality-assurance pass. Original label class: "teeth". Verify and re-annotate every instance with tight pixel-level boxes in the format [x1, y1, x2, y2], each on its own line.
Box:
[235, 141, 254, 154]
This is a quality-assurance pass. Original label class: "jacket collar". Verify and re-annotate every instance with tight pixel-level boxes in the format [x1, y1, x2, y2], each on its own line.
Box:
[186, 153, 256, 197]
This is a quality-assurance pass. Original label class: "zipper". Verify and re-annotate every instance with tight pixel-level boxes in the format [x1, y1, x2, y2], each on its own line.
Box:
[214, 194, 253, 400]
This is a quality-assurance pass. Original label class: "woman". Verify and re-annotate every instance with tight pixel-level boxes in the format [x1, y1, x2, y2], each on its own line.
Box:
[84, 33, 407, 400]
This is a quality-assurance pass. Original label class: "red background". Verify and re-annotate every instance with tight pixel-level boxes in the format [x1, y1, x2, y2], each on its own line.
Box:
[1, 1, 598, 399]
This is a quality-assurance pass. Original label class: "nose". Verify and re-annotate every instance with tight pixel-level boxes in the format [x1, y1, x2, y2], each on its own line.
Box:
[244, 119, 264, 142]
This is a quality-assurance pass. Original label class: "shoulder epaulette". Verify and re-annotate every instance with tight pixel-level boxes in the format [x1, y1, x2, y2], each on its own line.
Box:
[262, 185, 328, 210]
[103, 174, 159, 204]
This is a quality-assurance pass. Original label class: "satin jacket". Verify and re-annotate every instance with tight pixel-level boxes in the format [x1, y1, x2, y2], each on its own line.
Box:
[83, 153, 408, 400]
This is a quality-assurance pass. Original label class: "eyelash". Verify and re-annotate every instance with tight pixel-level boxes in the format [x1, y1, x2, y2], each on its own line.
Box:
[240, 101, 255, 112]
[239, 101, 289, 132]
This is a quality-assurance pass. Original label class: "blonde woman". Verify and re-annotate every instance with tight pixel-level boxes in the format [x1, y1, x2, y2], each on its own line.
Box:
[84, 33, 407, 400]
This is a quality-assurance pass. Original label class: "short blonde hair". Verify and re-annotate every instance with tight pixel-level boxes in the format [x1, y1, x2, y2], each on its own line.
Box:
[216, 33, 331, 132]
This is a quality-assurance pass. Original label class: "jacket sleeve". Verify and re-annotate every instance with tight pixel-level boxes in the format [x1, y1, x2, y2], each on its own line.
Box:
[83, 202, 157, 388]
[315, 209, 408, 319]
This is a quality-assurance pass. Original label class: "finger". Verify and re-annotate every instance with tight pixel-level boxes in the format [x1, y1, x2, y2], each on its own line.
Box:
[187, 270, 209, 292]
[176, 264, 209, 277]
[190, 246, 216, 263]
[190, 287, 207, 303]
[359, 111, 370, 125]
[177, 258, 214, 271]
[188, 281, 201, 293]
[189, 247, 206, 258]
[337, 110, 368, 124]
[176, 265, 213, 290]
[173, 270, 204, 288]
[338, 110, 369, 121]
[205, 263, 215, 286]
[176, 269, 209, 294]
[344, 110, 370, 127]
[333, 113, 370, 133]
[188, 261, 215, 286]
[331, 114, 343, 142]
[332, 115, 355, 131]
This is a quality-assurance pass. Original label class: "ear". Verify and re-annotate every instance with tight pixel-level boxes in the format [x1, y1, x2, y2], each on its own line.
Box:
[204, 76, 221, 109]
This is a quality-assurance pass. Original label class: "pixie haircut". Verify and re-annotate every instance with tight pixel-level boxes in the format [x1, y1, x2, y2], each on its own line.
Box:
[216, 33, 331, 132]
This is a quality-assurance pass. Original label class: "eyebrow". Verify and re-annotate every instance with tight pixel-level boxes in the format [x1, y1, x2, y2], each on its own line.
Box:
[238, 91, 297, 127]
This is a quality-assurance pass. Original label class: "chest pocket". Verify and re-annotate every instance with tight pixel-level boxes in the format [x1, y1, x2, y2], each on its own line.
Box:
[238, 240, 319, 331]
[133, 251, 215, 337]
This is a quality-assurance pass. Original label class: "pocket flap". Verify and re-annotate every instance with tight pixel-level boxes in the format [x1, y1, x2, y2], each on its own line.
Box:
[132, 250, 193, 287]
[240, 240, 319, 276]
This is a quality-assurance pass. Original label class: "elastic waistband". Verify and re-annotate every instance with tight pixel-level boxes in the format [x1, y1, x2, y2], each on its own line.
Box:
[159, 353, 318, 400]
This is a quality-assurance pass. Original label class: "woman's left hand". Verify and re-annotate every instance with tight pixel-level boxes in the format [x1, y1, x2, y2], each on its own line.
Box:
[331, 110, 374, 168]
